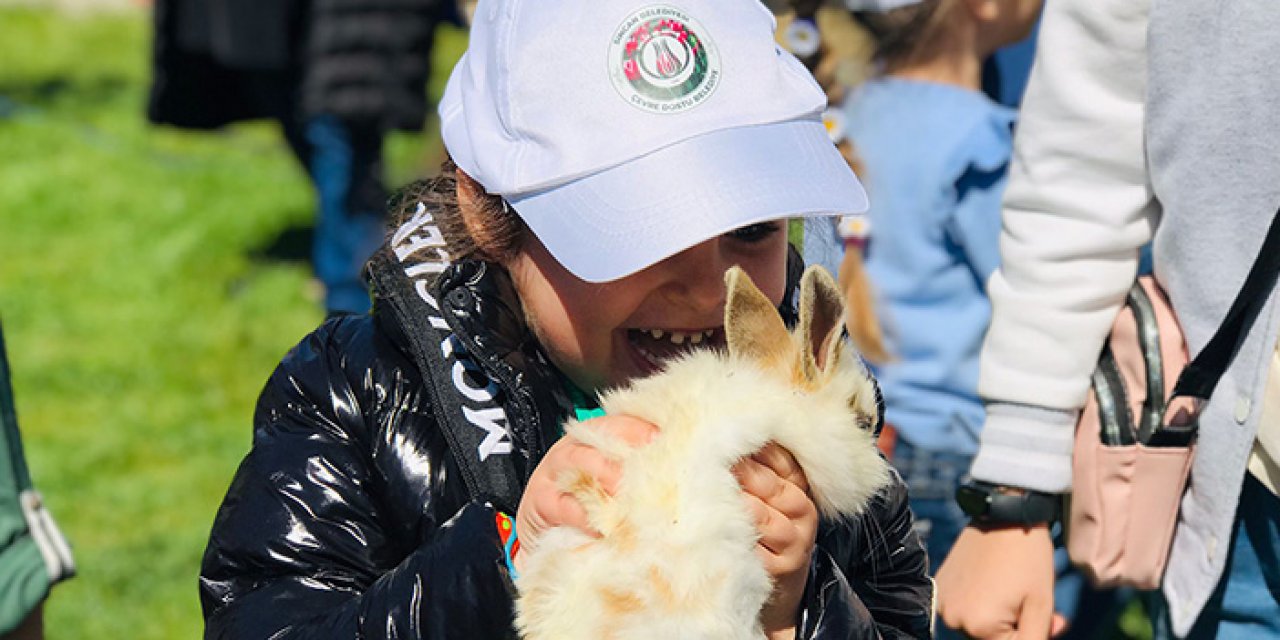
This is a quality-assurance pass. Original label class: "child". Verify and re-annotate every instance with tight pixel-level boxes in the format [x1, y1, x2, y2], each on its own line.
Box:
[198, 1, 933, 638]
[812, 1, 1140, 637]
[831, 0, 1038, 565]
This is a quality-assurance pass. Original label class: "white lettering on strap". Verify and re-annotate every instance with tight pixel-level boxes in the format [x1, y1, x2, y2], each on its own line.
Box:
[464, 406, 514, 460]
[392, 203, 513, 461]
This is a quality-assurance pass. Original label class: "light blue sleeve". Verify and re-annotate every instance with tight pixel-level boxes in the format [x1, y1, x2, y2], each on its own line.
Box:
[946, 168, 1007, 286]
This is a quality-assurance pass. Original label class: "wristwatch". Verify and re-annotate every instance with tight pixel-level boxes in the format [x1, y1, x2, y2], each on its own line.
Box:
[955, 480, 1061, 526]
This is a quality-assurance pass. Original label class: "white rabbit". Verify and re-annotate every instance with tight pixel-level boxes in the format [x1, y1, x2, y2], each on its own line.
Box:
[514, 265, 891, 640]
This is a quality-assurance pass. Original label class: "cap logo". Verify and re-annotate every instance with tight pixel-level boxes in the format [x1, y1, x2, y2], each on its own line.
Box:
[608, 5, 721, 114]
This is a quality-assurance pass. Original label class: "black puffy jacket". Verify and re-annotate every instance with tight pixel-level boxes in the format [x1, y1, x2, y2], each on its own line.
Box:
[199, 247, 935, 638]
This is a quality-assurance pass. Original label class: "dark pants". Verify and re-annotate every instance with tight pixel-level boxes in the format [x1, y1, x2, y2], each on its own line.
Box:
[283, 114, 387, 315]
[1150, 474, 1280, 638]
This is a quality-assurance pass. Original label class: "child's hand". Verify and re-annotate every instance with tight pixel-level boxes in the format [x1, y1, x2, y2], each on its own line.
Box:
[734, 442, 818, 639]
[513, 415, 658, 572]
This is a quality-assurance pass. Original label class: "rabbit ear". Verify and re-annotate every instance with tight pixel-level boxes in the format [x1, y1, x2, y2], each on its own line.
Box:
[724, 266, 791, 370]
[798, 266, 847, 377]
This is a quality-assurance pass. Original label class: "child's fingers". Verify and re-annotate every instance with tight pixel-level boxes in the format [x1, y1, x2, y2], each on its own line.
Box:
[586, 414, 661, 447]
[744, 494, 812, 576]
[552, 490, 596, 536]
[518, 433, 624, 551]
[751, 442, 810, 495]
[743, 493, 782, 554]
[734, 456, 815, 521]
[562, 440, 624, 494]
[525, 488, 594, 537]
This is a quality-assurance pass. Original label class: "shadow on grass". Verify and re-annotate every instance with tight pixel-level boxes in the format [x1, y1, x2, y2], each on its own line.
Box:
[229, 220, 319, 301]
[0, 75, 133, 114]
[250, 222, 315, 265]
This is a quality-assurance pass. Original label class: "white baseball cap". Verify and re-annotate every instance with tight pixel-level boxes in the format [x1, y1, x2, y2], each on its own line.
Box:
[440, 0, 869, 283]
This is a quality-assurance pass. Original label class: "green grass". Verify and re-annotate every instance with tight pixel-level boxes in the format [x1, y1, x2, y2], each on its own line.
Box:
[0, 7, 465, 638]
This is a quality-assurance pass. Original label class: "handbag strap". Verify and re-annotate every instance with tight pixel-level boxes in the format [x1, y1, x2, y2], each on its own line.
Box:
[1172, 208, 1280, 401]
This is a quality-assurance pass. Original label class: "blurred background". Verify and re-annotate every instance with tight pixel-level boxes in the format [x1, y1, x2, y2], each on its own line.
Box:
[1, 0, 465, 636]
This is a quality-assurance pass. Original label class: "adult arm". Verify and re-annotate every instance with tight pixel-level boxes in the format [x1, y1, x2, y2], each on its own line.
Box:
[938, 0, 1155, 636]
[971, 0, 1156, 493]
[200, 319, 518, 639]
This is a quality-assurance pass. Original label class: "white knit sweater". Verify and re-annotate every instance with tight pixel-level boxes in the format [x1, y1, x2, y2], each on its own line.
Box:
[968, 0, 1280, 633]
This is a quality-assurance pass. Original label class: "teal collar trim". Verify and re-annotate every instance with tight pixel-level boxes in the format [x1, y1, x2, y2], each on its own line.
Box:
[565, 382, 606, 422]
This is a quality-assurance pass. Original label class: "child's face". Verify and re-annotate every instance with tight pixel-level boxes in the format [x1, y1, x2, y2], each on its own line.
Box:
[507, 222, 790, 393]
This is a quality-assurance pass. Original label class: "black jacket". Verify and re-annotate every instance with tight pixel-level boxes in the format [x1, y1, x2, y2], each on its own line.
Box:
[148, 0, 447, 131]
[199, 250, 934, 638]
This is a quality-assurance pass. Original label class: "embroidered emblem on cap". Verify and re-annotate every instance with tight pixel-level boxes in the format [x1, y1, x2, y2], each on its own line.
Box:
[608, 5, 721, 114]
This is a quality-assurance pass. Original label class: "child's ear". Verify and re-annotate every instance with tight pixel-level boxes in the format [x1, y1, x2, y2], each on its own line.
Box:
[798, 266, 846, 376]
[724, 267, 791, 370]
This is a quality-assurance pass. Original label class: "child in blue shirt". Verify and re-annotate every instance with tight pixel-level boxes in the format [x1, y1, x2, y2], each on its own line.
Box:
[835, 0, 1036, 575]
[812, 1, 1129, 637]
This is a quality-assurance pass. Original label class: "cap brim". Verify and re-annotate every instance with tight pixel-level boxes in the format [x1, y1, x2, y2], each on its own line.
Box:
[506, 119, 869, 283]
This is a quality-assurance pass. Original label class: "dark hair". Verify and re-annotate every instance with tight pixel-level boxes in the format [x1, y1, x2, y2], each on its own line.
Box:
[852, 0, 952, 68]
[388, 157, 528, 264]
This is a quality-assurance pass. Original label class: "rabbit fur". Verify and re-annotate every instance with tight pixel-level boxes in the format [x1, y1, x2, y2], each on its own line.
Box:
[514, 265, 891, 640]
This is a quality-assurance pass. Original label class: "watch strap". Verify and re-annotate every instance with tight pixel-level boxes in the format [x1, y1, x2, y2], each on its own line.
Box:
[957, 481, 1060, 525]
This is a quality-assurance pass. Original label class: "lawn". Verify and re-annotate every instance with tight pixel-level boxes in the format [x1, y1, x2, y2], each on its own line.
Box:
[0, 7, 464, 638]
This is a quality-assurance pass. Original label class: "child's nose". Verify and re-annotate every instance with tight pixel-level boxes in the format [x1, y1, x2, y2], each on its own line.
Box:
[658, 239, 729, 314]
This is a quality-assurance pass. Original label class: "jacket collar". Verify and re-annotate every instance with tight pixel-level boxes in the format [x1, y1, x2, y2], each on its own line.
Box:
[369, 247, 572, 476]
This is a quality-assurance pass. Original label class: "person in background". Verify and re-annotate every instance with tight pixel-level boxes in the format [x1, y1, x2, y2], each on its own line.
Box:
[980, 13, 1038, 109]
[784, 0, 1109, 636]
[148, 0, 458, 315]
[0, 322, 75, 640]
[935, 0, 1280, 637]
[837, 0, 1033, 566]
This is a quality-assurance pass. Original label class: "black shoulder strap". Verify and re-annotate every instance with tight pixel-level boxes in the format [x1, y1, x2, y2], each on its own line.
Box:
[369, 211, 526, 515]
[0, 321, 35, 493]
[1173, 208, 1280, 401]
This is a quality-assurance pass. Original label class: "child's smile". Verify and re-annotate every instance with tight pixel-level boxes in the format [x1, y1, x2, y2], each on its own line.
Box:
[507, 220, 789, 392]
[624, 326, 727, 375]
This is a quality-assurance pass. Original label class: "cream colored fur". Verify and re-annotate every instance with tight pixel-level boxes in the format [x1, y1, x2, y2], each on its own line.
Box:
[515, 266, 890, 640]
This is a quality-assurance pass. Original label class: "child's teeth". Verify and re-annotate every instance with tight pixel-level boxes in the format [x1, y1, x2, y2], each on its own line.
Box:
[635, 328, 716, 346]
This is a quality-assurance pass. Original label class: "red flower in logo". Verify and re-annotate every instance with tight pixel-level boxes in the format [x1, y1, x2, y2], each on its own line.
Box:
[623, 58, 641, 81]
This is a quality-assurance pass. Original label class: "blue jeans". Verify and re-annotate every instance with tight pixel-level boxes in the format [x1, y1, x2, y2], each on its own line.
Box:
[1151, 474, 1280, 638]
[892, 439, 1131, 639]
[284, 114, 387, 315]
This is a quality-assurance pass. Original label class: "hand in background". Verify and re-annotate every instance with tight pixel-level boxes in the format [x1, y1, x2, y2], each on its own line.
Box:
[936, 523, 1067, 639]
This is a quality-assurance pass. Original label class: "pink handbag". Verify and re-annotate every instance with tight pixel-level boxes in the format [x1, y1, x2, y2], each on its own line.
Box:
[1070, 213, 1280, 589]
[1068, 277, 1195, 589]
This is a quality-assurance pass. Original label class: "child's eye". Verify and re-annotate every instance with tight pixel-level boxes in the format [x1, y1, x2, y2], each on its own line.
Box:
[724, 222, 782, 243]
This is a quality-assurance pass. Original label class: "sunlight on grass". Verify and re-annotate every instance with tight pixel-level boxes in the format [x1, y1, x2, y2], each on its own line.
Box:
[0, 8, 465, 638]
